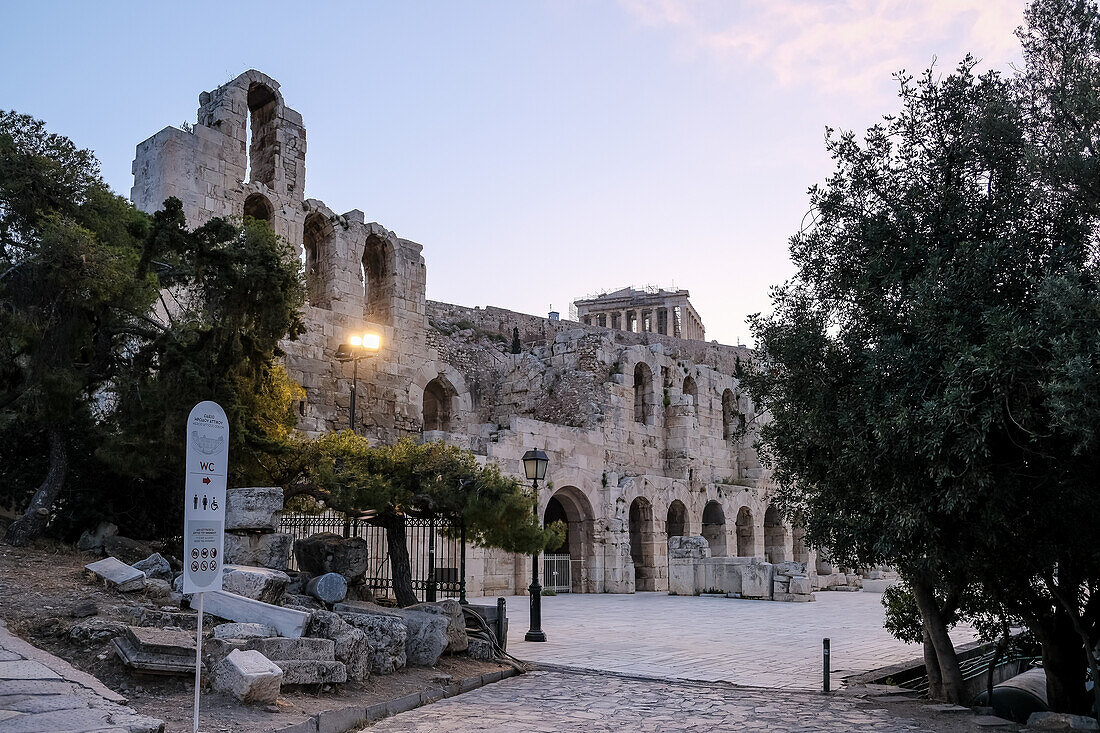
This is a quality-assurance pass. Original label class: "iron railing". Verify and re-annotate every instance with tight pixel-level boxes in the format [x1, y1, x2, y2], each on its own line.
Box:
[543, 554, 572, 593]
[280, 510, 466, 603]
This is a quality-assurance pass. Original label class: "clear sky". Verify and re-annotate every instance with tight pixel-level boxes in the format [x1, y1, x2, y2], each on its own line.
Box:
[0, 1, 1024, 346]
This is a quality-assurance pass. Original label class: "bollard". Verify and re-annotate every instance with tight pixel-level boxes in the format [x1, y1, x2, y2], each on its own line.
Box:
[496, 597, 507, 652]
[823, 638, 831, 693]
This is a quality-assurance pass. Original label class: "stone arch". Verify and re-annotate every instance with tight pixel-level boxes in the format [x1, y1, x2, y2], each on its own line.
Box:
[722, 389, 744, 441]
[362, 225, 397, 326]
[764, 506, 787, 563]
[243, 192, 274, 222]
[410, 362, 473, 433]
[422, 377, 455, 432]
[246, 81, 279, 187]
[666, 499, 687, 539]
[735, 506, 755, 557]
[302, 211, 333, 308]
[633, 362, 653, 424]
[682, 375, 698, 415]
[543, 485, 595, 593]
[701, 500, 727, 557]
[629, 497, 657, 591]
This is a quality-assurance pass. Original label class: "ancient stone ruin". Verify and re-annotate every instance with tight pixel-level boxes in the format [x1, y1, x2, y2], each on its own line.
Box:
[131, 69, 834, 597]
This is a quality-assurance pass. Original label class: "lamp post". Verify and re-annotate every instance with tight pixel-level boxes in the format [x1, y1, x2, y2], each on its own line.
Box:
[334, 333, 380, 433]
[523, 448, 549, 642]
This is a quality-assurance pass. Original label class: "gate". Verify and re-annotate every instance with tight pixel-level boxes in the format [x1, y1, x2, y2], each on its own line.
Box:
[281, 510, 466, 603]
[543, 554, 572, 593]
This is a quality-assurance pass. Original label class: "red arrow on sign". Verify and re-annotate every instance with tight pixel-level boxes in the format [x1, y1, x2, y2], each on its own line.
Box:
[202, 477, 210, 485]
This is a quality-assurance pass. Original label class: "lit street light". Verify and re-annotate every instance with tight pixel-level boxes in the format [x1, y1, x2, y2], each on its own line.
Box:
[334, 333, 381, 433]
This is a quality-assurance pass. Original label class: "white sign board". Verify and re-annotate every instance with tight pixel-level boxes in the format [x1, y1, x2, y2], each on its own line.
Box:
[183, 401, 229, 594]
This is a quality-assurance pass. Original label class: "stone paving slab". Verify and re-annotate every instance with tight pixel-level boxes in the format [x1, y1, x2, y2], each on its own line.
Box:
[0, 620, 163, 733]
[485, 591, 977, 689]
[361, 671, 971, 732]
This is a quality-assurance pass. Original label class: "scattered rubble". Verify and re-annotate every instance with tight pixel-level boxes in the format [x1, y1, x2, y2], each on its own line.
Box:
[132, 552, 173, 581]
[111, 625, 198, 675]
[203, 590, 310, 638]
[85, 557, 146, 593]
[306, 572, 348, 604]
[293, 533, 369, 581]
[220, 564, 290, 604]
[213, 622, 276, 640]
[212, 649, 283, 704]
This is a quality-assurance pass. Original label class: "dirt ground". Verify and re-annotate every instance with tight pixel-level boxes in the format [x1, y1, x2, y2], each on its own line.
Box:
[0, 541, 508, 733]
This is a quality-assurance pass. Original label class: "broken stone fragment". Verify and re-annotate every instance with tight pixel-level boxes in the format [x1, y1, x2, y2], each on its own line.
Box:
[76, 521, 118, 553]
[223, 531, 292, 571]
[293, 533, 369, 581]
[225, 487, 283, 532]
[214, 622, 277, 640]
[133, 552, 173, 581]
[245, 636, 335, 662]
[213, 649, 283, 704]
[466, 638, 494, 660]
[103, 535, 156, 565]
[70, 600, 99, 618]
[306, 609, 371, 681]
[220, 564, 290, 604]
[203, 590, 310, 638]
[333, 609, 407, 674]
[275, 659, 347, 685]
[408, 599, 468, 653]
[143, 577, 172, 598]
[336, 601, 448, 667]
[306, 572, 348, 605]
[69, 617, 128, 643]
[85, 556, 146, 592]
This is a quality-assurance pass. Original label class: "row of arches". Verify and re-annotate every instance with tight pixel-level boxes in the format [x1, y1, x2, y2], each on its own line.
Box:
[632, 363, 747, 441]
[542, 485, 807, 593]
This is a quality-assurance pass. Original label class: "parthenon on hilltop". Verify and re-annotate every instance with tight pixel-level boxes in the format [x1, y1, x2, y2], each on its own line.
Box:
[574, 287, 706, 341]
[130, 70, 844, 599]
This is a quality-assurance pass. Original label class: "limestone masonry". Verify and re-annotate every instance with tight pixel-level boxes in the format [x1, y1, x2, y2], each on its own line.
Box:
[131, 70, 826, 598]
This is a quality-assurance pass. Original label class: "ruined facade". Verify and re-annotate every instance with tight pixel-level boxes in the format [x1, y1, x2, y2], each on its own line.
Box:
[131, 70, 815, 597]
[574, 287, 706, 341]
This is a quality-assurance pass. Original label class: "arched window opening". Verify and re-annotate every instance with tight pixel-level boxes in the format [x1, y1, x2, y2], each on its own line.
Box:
[629, 497, 656, 590]
[701, 501, 727, 557]
[422, 377, 454, 432]
[243, 193, 274, 223]
[303, 213, 328, 307]
[682, 376, 698, 415]
[764, 506, 787, 563]
[633, 363, 652, 424]
[722, 389, 745, 441]
[735, 506, 755, 557]
[666, 500, 687, 539]
[246, 82, 278, 187]
[362, 234, 393, 325]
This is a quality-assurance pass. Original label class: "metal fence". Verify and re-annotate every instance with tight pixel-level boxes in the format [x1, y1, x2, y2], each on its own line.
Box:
[280, 510, 466, 603]
[543, 554, 572, 593]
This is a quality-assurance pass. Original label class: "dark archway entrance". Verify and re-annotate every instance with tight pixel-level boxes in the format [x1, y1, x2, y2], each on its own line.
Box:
[764, 506, 787, 563]
[666, 500, 687, 539]
[701, 500, 727, 557]
[543, 486, 594, 593]
[629, 497, 657, 591]
[736, 506, 755, 557]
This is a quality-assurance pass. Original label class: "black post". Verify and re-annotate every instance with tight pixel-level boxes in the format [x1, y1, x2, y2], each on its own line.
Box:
[823, 638, 831, 693]
[349, 356, 358, 433]
[459, 521, 468, 605]
[525, 478, 546, 642]
[496, 597, 507, 652]
[427, 517, 437, 603]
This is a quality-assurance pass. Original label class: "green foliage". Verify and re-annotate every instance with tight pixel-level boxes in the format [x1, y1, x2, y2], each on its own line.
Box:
[288, 434, 562, 555]
[743, 0, 1100, 709]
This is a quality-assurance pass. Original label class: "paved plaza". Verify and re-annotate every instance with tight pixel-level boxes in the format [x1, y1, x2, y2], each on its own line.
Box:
[492, 590, 977, 689]
[363, 670, 993, 732]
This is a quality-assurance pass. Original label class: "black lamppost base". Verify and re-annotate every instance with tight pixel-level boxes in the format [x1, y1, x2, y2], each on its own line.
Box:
[524, 629, 547, 642]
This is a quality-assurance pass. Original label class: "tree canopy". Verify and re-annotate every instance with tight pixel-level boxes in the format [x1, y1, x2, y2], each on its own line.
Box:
[743, 0, 1100, 712]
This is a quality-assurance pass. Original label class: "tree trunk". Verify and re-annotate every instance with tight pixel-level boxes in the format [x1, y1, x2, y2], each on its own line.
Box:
[923, 629, 946, 700]
[4, 426, 67, 547]
[1038, 612, 1089, 713]
[912, 577, 966, 704]
[384, 515, 418, 608]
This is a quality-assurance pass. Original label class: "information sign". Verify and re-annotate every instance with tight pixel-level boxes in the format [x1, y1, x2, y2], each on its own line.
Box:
[183, 401, 228, 594]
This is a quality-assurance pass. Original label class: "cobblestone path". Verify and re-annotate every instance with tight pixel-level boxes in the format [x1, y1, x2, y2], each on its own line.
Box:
[363, 671, 991, 732]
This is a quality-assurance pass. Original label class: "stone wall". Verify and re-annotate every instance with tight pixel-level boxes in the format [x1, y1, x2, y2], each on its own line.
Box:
[131, 70, 806, 598]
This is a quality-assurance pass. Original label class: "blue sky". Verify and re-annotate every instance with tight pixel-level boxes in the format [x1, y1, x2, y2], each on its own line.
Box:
[0, 1, 1024, 345]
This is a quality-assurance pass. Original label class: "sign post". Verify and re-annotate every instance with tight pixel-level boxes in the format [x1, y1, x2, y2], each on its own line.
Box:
[184, 401, 229, 733]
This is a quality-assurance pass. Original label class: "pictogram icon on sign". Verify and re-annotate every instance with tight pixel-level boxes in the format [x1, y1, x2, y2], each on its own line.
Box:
[191, 561, 199, 572]
[191, 548, 199, 559]
[210, 548, 217, 558]
[200, 561, 208, 572]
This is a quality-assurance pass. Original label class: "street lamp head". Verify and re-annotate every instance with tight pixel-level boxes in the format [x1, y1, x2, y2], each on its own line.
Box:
[334, 343, 353, 360]
[349, 335, 362, 347]
[361, 333, 381, 351]
[522, 449, 549, 482]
